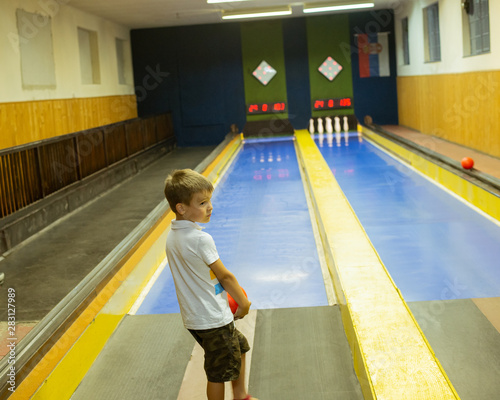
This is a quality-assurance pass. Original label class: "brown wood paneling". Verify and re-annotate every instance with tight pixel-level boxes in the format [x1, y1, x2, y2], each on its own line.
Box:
[77, 130, 107, 179]
[0, 113, 174, 219]
[38, 139, 79, 196]
[0, 95, 138, 151]
[104, 124, 127, 166]
[11, 153, 27, 210]
[0, 154, 15, 217]
[0, 149, 43, 218]
[11, 150, 42, 211]
[156, 113, 174, 141]
[397, 70, 500, 158]
[143, 117, 157, 149]
[22, 148, 43, 206]
[125, 119, 145, 156]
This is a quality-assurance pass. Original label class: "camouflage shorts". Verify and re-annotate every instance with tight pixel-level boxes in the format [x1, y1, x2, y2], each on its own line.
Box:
[189, 322, 250, 383]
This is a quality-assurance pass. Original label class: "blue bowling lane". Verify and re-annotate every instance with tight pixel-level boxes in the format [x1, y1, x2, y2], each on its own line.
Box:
[136, 137, 328, 314]
[315, 133, 500, 302]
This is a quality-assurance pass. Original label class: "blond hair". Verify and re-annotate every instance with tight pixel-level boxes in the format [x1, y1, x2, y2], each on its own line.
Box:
[164, 169, 213, 211]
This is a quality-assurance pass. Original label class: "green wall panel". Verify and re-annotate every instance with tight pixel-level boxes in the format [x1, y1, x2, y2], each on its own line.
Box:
[241, 20, 288, 121]
[307, 15, 354, 117]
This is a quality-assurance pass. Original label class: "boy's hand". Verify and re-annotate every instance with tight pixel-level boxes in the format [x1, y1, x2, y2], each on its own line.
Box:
[234, 300, 251, 320]
[209, 259, 252, 319]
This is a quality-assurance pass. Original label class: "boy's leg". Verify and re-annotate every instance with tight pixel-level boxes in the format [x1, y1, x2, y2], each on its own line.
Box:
[231, 353, 247, 400]
[191, 324, 254, 400]
[207, 381, 224, 400]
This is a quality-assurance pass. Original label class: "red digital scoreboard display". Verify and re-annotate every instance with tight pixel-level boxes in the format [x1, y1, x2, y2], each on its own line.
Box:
[313, 97, 353, 110]
[247, 102, 286, 114]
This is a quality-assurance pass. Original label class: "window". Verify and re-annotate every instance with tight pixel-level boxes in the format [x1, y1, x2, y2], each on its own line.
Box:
[16, 9, 56, 89]
[402, 17, 410, 65]
[423, 3, 441, 62]
[115, 38, 129, 85]
[463, 0, 490, 55]
[78, 27, 100, 84]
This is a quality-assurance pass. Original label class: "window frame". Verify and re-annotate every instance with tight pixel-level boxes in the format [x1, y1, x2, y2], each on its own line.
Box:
[423, 2, 441, 63]
[77, 27, 101, 85]
[467, 0, 490, 56]
[402, 17, 410, 65]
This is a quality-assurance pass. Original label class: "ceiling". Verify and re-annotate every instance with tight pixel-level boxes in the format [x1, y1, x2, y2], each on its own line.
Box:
[66, 0, 397, 29]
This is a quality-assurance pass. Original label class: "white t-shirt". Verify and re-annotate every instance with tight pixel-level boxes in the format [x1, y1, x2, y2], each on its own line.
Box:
[166, 219, 233, 330]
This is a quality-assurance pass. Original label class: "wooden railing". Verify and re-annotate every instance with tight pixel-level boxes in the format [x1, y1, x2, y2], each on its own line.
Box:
[0, 113, 174, 219]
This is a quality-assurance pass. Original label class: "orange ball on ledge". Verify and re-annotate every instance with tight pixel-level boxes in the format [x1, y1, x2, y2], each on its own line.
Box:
[461, 157, 474, 169]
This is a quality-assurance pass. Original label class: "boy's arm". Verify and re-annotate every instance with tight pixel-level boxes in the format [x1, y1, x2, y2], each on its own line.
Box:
[209, 259, 251, 320]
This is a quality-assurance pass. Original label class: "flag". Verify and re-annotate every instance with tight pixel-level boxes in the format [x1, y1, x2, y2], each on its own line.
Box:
[357, 32, 390, 78]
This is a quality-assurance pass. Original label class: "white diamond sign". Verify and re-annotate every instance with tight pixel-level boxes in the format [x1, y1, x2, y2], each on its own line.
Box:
[252, 61, 276, 86]
[318, 57, 343, 81]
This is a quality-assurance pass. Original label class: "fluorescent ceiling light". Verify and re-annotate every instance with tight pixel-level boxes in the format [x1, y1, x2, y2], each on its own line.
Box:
[207, 0, 251, 3]
[303, 2, 375, 13]
[222, 6, 292, 20]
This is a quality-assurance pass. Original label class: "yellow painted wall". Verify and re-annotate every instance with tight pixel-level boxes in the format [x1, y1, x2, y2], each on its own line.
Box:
[397, 70, 500, 158]
[0, 96, 137, 150]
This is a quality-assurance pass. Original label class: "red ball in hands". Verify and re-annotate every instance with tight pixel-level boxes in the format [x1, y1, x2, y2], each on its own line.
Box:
[228, 287, 247, 314]
[461, 157, 474, 169]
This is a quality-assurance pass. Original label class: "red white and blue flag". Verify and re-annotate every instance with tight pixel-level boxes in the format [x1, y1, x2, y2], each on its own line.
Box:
[357, 32, 390, 78]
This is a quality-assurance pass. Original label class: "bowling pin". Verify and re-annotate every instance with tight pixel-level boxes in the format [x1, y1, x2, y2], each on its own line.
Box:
[317, 118, 324, 135]
[318, 119, 325, 147]
[325, 117, 333, 134]
[344, 117, 349, 146]
[343, 116, 349, 132]
[327, 131, 333, 147]
[309, 118, 315, 135]
[334, 116, 341, 134]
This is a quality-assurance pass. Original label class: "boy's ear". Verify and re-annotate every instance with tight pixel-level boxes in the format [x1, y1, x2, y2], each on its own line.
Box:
[175, 203, 185, 215]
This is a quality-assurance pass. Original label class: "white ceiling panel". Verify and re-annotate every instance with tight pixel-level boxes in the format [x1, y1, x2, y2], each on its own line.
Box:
[65, 0, 396, 29]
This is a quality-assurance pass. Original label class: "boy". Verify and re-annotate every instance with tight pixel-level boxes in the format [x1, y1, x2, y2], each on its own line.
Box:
[164, 169, 258, 400]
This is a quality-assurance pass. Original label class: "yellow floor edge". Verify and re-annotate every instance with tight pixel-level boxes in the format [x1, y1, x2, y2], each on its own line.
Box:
[295, 130, 460, 400]
[12, 134, 243, 400]
[362, 126, 500, 222]
[27, 314, 123, 400]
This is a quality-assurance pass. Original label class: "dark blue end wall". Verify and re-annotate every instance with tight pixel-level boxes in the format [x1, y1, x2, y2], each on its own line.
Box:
[131, 11, 398, 146]
[282, 17, 311, 130]
[131, 23, 246, 147]
[349, 10, 399, 125]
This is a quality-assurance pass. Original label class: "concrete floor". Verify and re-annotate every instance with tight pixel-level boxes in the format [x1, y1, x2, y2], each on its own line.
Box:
[409, 299, 500, 400]
[71, 307, 363, 400]
[0, 146, 215, 356]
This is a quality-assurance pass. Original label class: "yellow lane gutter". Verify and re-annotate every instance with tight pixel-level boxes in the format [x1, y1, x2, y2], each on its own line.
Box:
[295, 130, 459, 400]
